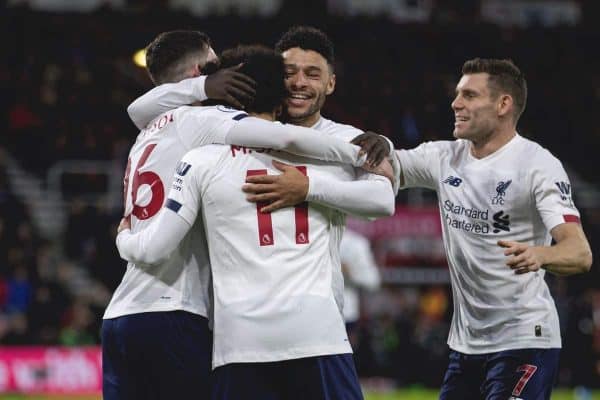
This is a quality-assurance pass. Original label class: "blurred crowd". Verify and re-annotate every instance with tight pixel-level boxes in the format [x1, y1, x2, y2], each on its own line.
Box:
[1, 3, 599, 389]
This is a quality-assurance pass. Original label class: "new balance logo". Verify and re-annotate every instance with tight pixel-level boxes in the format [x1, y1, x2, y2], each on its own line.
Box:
[555, 181, 571, 201]
[493, 210, 510, 233]
[443, 176, 463, 187]
[175, 161, 192, 176]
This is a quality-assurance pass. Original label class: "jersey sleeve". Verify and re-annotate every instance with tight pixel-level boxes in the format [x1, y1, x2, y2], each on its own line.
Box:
[164, 148, 216, 225]
[531, 152, 581, 231]
[306, 170, 395, 218]
[177, 112, 366, 166]
[175, 108, 242, 150]
[116, 210, 192, 266]
[225, 118, 365, 166]
[127, 76, 208, 129]
[340, 232, 381, 290]
[395, 141, 445, 190]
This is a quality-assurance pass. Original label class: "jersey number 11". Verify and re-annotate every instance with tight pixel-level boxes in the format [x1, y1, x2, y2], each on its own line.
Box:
[247, 167, 309, 247]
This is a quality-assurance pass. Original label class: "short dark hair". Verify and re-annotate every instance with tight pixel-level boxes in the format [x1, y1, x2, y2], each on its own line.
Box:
[462, 58, 528, 121]
[203, 45, 286, 114]
[145, 30, 211, 84]
[275, 26, 335, 68]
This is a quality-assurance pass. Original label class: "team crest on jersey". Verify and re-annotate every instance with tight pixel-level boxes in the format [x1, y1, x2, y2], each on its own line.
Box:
[492, 180, 511, 205]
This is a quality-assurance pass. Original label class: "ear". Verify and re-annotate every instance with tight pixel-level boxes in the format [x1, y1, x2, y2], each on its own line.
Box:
[326, 72, 336, 95]
[497, 94, 513, 118]
[190, 64, 202, 78]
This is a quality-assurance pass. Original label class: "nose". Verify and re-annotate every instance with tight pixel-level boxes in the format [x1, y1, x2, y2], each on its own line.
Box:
[451, 95, 463, 111]
[289, 71, 308, 89]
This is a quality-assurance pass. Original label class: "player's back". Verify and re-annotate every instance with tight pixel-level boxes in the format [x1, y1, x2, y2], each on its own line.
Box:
[178, 143, 354, 367]
[104, 106, 246, 320]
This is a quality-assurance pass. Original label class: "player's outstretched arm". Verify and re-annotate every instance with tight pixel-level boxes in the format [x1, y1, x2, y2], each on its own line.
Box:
[116, 209, 192, 266]
[128, 76, 208, 130]
[498, 223, 592, 276]
[306, 166, 395, 218]
[128, 65, 256, 129]
[225, 118, 367, 167]
[243, 160, 395, 218]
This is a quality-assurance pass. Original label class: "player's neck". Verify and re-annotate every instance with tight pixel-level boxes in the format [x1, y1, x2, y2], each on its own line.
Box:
[470, 126, 516, 159]
[249, 111, 277, 122]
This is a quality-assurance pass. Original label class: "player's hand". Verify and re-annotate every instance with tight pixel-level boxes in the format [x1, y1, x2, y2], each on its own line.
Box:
[242, 160, 308, 213]
[362, 158, 394, 184]
[205, 64, 256, 110]
[351, 131, 391, 167]
[117, 215, 131, 234]
[498, 240, 546, 274]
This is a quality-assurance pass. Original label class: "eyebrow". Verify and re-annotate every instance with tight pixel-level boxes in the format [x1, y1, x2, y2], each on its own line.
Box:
[284, 63, 322, 72]
[456, 88, 478, 96]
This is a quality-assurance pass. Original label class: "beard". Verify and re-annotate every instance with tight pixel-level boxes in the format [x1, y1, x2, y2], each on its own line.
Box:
[454, 119, 496, 144]
[284, 90, 327, 125]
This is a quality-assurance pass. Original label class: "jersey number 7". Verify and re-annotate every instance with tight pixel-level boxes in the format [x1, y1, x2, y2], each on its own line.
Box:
[123, 144, 165, 220]
[247, 167, 309, 247]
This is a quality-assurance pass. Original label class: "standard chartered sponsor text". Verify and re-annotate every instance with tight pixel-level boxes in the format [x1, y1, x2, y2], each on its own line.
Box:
[443, 199, 490, 234]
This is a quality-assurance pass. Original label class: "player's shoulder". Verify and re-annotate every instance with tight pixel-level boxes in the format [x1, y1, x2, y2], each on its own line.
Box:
[516, 134, 563, 169]
[315, 116, 363, 141]
[134, 108, 178, 141]
[181, 144, 231, 167]
[406, 139, 459, 156]
[174, 104, 248, 122]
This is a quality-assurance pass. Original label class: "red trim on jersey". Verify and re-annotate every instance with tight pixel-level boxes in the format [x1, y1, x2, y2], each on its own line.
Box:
[294, 166, 309, 244]
[563, 214, 580, 224]
[247, 169, 274, 246]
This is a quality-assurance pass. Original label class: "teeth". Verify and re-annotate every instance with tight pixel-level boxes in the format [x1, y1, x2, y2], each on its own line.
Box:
[290, 94, 310, 100]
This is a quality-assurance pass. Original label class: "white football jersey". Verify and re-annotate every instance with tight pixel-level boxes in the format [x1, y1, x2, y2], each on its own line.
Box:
[309, 116, 363, 314]
[103, 105, 247, 320]
[167, 141, 371, 367]
[396, 134, 580, 354]
[340, 229, 381, 323]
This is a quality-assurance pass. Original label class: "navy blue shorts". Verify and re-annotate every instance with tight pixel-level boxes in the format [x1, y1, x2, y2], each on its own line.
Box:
[439, 348, 560, 400]
[102, 311, 212, 400]
[212, 353, 364, 400]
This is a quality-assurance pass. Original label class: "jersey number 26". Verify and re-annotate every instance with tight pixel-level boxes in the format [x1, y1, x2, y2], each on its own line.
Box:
[123, 144, 165, 220]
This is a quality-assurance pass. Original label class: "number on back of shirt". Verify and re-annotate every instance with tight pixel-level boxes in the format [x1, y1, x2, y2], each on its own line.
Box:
[247, 167, 309, 247]
[123, 144, 165, 220]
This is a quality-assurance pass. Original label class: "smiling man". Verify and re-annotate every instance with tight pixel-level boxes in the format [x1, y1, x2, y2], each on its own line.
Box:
[394, 58, 592, 400]
[275, 27, 336, 127]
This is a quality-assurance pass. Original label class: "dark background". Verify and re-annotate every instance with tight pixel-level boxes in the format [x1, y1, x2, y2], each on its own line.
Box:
[0, 0, 598, 390]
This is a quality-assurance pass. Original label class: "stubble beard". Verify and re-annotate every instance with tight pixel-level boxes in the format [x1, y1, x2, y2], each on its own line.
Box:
[286, 91, 327, 127]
